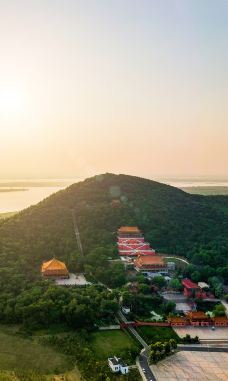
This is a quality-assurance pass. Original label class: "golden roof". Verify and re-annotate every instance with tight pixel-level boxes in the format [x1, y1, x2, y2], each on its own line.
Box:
[41, 258, 68, 272]
[135, 254, 164, 267]
[118, 226, 141, 233]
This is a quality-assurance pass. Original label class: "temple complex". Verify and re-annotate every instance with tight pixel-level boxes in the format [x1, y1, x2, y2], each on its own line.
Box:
[167, 314, 228, 327]
[117, 226, 155, 256]
[117, 226, 167, 274]
[41, 258, 69, 279]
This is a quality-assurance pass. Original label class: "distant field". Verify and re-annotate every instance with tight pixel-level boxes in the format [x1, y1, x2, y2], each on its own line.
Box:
[88, 330, 139, 358]
[0, 212, 17, 219]
[0, 325, 72, 374]
[136, 326, 179, 344]
[181, 186, 228, 195]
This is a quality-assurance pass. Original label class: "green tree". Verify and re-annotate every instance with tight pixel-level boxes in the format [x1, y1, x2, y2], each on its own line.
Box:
[191, 271, 201, 283]
[152, 276, 166, 288]
[169, 278, 182, 291]
[213, 304, 226, 317]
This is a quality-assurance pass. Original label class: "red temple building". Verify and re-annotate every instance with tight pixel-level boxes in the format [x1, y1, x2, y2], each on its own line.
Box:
[182, 278, 207, 299]
[187, 311, 210, 326]
[134, 254, 167, 274]
[167, 313, 228, 327]
[212, 316, 228, 327]
[117, 226, 155, 257]
[168, 316, 188, 327]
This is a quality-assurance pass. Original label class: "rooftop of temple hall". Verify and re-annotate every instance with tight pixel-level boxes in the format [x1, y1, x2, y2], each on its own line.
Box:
[41, 258, 69, 278]
[135, 254, 165, 267]
[42, 258, 67, 272]
[118, 226, 141, 234]
[182, 278, 200, 290]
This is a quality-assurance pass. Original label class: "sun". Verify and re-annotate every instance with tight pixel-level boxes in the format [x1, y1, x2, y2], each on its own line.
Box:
[0, 86, 27, 116]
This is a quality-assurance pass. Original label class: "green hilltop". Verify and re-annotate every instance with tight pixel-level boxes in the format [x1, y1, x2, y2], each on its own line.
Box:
[0, 173, 227, 285]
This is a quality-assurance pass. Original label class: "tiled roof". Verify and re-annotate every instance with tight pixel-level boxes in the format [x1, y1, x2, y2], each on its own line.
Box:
[182, 279, 200, 289]
[168, 317, 187, 323]
[135, 254, 164, 267]
[108, 357, 119, 365]
[212, 316, 228, 323]
[118, 226, 141, 233]
[41, 258, 68, 272]
[187, 311, 208, 320]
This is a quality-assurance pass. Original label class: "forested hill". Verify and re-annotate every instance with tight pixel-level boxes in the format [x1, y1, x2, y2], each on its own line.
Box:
[0, 173, 228, 285]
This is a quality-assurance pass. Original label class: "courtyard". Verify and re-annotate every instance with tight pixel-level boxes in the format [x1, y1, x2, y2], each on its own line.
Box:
[162, 292, 192, 312]
[173, 326, 228, 340]
[151, 351, 228, 381]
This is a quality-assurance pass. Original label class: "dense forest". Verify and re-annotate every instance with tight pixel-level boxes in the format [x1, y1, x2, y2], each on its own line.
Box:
[0, 173, 227, 326]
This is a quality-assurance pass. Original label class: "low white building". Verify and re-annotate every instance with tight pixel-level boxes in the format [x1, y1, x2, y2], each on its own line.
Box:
[122, 306, 131, 314]
[108, 356, 129, 374]
[198, 281, 209, 289]
[108, 357, 120, 373]
[119, 359, 129, 374]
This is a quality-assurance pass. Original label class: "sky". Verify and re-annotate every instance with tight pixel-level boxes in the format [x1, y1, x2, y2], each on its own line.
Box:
[0, 0, 228, 179]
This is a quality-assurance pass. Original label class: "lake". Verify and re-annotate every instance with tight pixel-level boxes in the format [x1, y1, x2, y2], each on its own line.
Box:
[0, 179, 76, 213]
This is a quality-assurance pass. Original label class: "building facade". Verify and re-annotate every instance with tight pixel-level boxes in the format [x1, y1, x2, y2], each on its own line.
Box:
[108, 357, 129, 374]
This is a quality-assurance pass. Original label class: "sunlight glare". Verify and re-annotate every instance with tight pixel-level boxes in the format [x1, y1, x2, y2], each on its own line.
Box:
[0, 86, 27, 116]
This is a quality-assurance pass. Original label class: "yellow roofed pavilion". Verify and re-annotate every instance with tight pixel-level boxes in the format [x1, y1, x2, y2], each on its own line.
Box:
[41, 258, 69, 279]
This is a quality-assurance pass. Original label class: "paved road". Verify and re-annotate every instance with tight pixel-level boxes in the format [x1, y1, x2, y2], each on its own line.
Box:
[118, 311, 149, 348]
[138, 349, 156, 381]
[118, 311, 156, 381]
[161, 255, 189, 265]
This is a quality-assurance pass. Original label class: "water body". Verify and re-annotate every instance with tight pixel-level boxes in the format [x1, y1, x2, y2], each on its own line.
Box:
[0, 179, 75, 213]
[0, 177, 228, 214]
[162, 179, 228, 196]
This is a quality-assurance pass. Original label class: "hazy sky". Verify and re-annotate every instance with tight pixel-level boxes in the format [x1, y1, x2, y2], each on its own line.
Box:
[0, 0, 228, 179]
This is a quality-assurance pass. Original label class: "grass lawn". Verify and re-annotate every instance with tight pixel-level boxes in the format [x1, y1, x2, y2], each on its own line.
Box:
[136, 326, 180, 344]
[0, 369, 82, 381]
[0, 326, 72, 374]
[89, 330, 139, 359]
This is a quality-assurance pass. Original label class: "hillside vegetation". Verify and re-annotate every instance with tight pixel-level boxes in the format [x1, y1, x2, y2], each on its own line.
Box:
[0, 173, 227, 378]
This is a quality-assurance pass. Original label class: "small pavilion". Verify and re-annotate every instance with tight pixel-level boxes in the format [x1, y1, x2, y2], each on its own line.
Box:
[41, 258, 69, 279]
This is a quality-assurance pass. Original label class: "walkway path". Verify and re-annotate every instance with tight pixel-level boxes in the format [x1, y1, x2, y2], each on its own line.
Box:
[118, 311, 156, 381]
[161, 255, 189, 265]
[118, 311, 148, 349]
[178, 344, 228, 352]
[221, 299, 228, 317]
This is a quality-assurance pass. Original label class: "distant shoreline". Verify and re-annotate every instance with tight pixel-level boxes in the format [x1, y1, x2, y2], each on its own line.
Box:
[0, 181, 72, 187]
[181, 186, 228, 196]
[0, 188, 28, 193]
